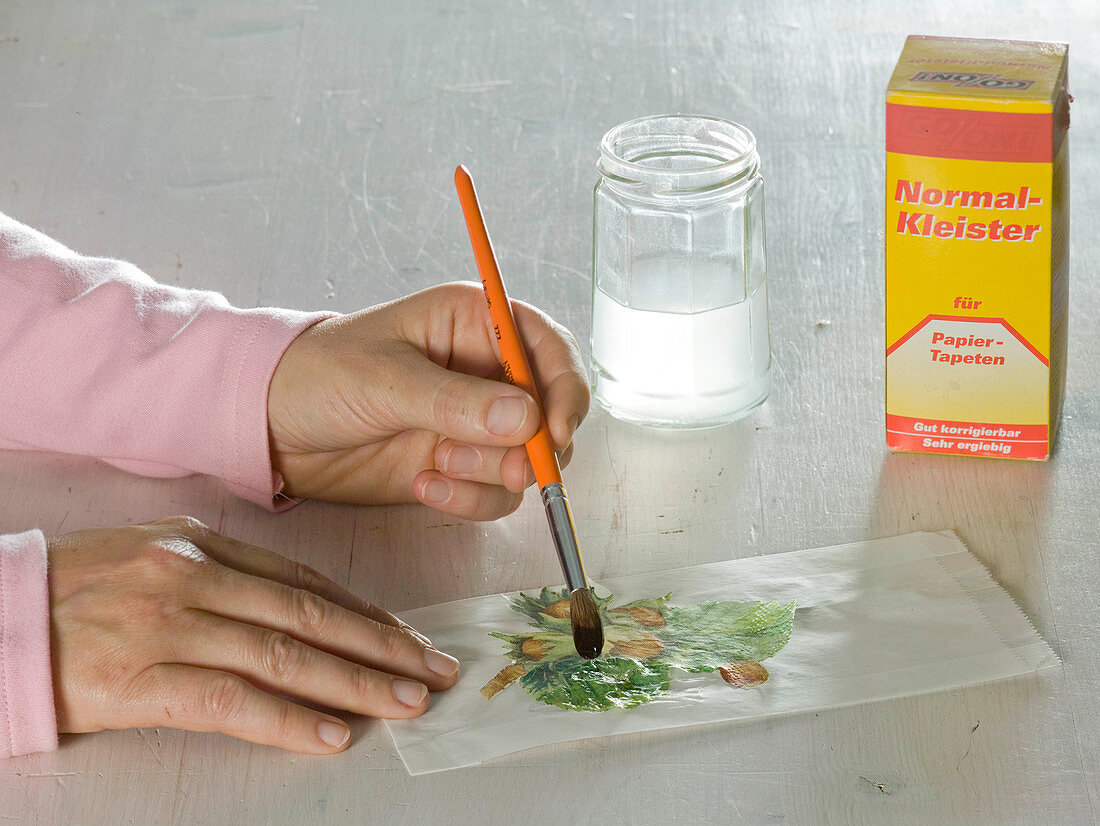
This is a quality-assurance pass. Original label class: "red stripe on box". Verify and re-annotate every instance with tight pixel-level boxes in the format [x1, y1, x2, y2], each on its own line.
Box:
[886, 414, 1049, 459]
[886, 103, 1052, 163]
[887, 414, 1048, 441]
[886, 314, 1048, 366]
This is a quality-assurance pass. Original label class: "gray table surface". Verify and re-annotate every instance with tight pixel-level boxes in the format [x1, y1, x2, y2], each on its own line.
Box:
[1, 1, 1096, 824]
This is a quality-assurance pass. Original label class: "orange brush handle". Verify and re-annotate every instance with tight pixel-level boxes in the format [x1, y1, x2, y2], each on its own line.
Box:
[454, 165, 562, 489]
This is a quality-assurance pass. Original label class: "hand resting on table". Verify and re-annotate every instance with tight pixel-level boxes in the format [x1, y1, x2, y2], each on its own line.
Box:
[48, 517, 458, 754]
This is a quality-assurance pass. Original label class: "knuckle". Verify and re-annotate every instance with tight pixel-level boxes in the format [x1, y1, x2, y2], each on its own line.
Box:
[260, 631, 305, 683]
[432, 378, 472, 429]
[151, 515, 209, 538]
[291, 588, 330, 635]
[373, 624, 408, 663]
[128, 539, 209, 588]
[444, 281, 482, 302]
[289, 561, 324, 594]
[199, 673, 249, 724]
[544, 313, 573, 343]
[271, 702, 297, 742]
[561, 331, 587, 369]
[140, 538, 190, 565]
[348, 665, 374, 699]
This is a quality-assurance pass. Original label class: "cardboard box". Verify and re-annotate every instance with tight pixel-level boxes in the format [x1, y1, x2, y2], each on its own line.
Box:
[885, 35, 1069, 459]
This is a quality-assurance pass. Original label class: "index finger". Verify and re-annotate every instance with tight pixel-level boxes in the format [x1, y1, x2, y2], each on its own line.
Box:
[512, 300, 591, 450]
[190, 567, 460, 692]
[164, 519, 432, 647]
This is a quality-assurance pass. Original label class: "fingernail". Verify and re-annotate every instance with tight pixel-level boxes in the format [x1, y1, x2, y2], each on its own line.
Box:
[568, 414, 580, 439]
[422, 479, 451, 504]
[393, 679, 428, 707]
[487, 396, 528, 437]
[423, 648, 460, 678]
[317, 720, 350, 748]
[443, 444, 480, 474]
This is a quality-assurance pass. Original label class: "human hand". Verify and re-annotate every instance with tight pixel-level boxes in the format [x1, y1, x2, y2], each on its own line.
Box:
[48, 517, 459, 754]
[268, 282, 590, 520]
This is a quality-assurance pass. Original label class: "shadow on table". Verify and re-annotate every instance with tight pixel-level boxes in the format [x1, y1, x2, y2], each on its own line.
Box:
[574, 406, 762, 574]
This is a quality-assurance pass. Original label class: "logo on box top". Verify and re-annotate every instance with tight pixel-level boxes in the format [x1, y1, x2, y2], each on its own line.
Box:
[910, 71, 1035, 91]
[886, 104, 1050, 163]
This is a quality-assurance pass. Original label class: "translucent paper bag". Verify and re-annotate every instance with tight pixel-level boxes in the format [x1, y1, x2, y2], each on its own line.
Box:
[384, 532, 1056, 775]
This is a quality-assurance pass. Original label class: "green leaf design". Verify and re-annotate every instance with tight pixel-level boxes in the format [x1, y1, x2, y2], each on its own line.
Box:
[519, 657, 670, 712]
[482, 590, 796, 711]
[659, 600, 796, 673]
[506, 587, 569, 624]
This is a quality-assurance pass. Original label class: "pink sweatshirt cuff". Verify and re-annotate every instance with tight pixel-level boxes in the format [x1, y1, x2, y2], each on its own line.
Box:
[0, 530, 56, 758]
[221, 310, 327, 511]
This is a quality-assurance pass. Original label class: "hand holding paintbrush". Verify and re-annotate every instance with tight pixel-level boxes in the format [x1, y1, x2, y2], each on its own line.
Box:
[454, 165, 604, 660]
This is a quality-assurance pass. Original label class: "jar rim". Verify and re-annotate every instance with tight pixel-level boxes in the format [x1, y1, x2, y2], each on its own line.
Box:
[598, 114, 758, 194]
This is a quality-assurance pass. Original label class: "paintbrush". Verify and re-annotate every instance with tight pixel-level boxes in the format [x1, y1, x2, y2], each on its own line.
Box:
[454, 164, 604, 660]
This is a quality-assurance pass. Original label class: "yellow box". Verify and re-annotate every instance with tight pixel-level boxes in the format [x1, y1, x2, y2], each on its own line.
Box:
[885, 35, 1069, 460]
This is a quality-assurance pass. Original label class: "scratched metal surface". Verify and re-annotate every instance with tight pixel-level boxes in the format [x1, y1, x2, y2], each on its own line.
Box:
[0, 1, 1097, 824]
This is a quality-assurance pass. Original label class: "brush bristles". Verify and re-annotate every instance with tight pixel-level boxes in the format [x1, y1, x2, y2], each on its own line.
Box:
[569, 588, 604, 659]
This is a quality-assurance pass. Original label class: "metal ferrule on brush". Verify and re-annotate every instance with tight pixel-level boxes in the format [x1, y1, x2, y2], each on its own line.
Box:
[540, 482, 587, 591]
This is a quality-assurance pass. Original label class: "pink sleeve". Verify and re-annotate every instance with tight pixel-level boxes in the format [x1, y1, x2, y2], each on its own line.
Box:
[0, 211, 335, 508]
[0, 212, 337, 757]
[0, 531, 56, 759]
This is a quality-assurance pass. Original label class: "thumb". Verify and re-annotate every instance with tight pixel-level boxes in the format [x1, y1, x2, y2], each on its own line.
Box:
[403, 360, 540, 446]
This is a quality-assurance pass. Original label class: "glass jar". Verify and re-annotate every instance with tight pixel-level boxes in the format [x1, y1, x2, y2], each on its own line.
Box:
[590, 114, 771, 428]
